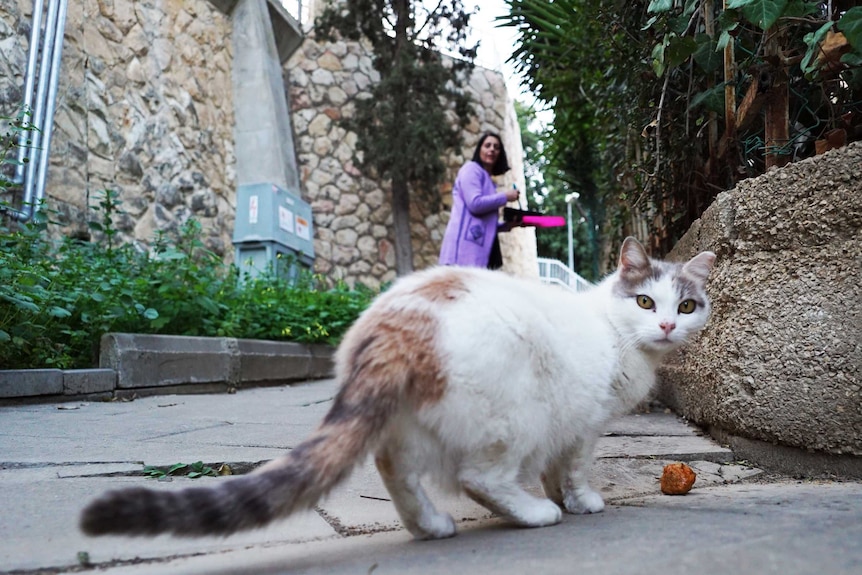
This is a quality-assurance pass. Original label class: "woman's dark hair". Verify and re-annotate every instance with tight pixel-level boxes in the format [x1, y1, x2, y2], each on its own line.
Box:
[471, 131, 510, 176]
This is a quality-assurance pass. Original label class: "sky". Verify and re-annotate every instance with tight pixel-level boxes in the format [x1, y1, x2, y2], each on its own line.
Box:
[462, 0, 529, 99]
[290, 1, 535, 105]
[462, 0, 552, 129]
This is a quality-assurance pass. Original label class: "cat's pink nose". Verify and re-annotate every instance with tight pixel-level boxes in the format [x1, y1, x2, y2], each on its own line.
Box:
[659, 321, 676, 335]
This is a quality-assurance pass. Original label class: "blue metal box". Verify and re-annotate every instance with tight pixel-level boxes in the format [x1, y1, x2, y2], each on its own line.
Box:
[233, 183, 315, 279]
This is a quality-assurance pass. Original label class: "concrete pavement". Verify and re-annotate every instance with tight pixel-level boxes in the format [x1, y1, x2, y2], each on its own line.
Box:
[0, 379, 859, 574]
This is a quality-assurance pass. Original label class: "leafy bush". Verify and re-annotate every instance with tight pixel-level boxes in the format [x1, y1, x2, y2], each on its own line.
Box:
[0, 190, 375, 370]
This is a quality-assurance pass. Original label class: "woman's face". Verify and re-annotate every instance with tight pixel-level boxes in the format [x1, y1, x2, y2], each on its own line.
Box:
[479, 136, 501, 171]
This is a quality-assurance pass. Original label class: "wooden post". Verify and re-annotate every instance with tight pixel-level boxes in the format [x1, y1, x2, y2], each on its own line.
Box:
[722, 1, 737, 145]
[704, 0, 718, 164]
[764, 25, 790, 169]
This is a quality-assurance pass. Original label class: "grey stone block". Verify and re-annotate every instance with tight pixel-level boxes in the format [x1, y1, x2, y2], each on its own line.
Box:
[100, 334, 238, 389]
[0, 370, 63, 397]
[62, 369, 117, 395]
[98, 333, 333, 393]
[595, 435, 733, 462]
[604, 412, 704, 437]
[237, 339, 311, 384]
[708, 427, 862, 479]
[659, 141, 862, 457]
[307, 344, 335, 379]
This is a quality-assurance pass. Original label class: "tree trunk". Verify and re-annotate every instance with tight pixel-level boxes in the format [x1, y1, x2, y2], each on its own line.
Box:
[389, 0, 413, 276]
[391, 177, 414, 275]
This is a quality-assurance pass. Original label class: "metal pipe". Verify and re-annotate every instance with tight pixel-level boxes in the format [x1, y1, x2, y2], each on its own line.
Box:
[31, 0, 68, 217]
[566, 199, 573, 274]
[13, 0, 62, 222]
[16, 0, 57, 219]
[12, 0, 45, 185]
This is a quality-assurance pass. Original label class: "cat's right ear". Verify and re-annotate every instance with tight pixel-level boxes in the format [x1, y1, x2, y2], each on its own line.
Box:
[619, 237, 650, 278]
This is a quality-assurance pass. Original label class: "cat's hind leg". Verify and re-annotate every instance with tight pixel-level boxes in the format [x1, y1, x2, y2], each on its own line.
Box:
[543, 439, 605, 515]
[459, 468, 562, 528]
[540, 462, 565, 505]
[375, 448, 456, 540]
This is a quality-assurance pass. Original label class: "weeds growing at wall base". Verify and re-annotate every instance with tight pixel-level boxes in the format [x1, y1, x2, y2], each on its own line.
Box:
[0, 189, 374, 370]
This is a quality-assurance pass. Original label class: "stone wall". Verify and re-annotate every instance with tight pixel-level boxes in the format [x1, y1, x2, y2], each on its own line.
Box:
[658, 141, 862, 457]
[1, 0, 237, 255]
[286, 35, 533, 288]
[1, 1, 533, 289]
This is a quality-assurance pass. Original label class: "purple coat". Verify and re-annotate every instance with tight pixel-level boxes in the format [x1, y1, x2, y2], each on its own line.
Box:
[438, 161, 509, 267]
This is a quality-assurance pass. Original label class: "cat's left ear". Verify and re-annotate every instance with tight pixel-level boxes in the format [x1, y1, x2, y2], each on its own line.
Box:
[682, 251, 716, 283]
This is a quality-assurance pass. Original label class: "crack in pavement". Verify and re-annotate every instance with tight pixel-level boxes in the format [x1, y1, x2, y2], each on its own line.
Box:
[0, 461, 143, 470]
[143, 421, 236, 440]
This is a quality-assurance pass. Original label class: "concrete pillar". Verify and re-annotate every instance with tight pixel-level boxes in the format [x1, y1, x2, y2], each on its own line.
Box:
[231, 0, 300, 192]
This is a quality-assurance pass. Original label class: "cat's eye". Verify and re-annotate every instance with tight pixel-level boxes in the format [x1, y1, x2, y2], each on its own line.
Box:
[678, 300, 697, 314]
[636, 295, 655, 310]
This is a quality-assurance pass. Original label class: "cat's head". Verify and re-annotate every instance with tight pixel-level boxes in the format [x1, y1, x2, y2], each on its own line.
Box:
[605, 237, 716, 353]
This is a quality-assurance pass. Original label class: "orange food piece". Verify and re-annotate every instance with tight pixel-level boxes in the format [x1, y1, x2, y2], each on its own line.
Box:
[660, 462, 696, 495]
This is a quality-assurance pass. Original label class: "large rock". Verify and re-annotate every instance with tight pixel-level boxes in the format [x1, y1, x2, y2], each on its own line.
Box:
[658, 141, 862, 457]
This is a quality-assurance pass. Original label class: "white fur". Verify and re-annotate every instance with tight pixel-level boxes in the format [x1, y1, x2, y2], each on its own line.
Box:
[374, 246, 713, 539]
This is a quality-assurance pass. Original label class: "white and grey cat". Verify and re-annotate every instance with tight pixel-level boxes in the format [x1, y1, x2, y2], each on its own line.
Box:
[81, 237, 715, 540]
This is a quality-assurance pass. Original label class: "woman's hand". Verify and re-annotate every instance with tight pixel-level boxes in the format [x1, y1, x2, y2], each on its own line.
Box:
[505, 187, 520, 202]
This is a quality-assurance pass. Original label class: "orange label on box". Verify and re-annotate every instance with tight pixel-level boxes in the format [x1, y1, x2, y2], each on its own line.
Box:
[295, 216, 310, 240]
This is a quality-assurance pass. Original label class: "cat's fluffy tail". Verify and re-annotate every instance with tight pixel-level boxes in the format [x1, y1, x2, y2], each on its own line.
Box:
[79, 418, 377, 537]
[80, 283, 447, 537]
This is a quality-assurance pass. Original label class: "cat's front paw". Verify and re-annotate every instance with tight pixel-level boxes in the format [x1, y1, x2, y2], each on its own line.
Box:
[563, 488, 605, 514]
[411, 512, 457, 541]
[512, 498, 563, 528]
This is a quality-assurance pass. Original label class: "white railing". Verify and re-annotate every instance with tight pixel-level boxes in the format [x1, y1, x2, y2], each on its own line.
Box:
[537, 258, 593, 292]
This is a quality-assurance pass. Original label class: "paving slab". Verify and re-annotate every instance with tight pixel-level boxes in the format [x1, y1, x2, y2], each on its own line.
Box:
[595, 435, 733, 461]
[0, 379, 775, 574]
[315, 460, 494, 536]
[74, 482, 862, 575]
[0, 382, 334, 466]
[592, 458, 762, 502]
[0, 474, 338, 573]
[603, 411, 705, 436]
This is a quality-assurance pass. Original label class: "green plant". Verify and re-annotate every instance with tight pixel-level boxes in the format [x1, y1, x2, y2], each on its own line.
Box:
[502, 1, 862, 258]
[216, 265, 373, 344]
[1, 107, 36, 195]
[0, 189, 375, 370]
[143, 461, 219, 479]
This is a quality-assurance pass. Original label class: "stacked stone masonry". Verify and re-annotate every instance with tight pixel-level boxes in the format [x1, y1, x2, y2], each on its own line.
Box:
[286, 33, 531, 287]
[1, 0, 533, 289]
[1, 0, 237, 256]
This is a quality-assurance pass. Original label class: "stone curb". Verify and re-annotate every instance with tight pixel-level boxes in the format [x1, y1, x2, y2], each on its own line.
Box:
[0, 334, 334, 402]
[707, 425, 862, 480]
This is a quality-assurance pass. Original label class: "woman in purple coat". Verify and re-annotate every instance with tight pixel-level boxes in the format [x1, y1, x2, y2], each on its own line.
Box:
[438, 132, 520, 268]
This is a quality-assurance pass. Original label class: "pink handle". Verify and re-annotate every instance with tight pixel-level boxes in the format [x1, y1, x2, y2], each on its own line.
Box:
[521, 215, 566, 228]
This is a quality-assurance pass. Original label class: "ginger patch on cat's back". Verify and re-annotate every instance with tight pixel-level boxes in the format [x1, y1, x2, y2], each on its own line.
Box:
[410, 269, 470, 303]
